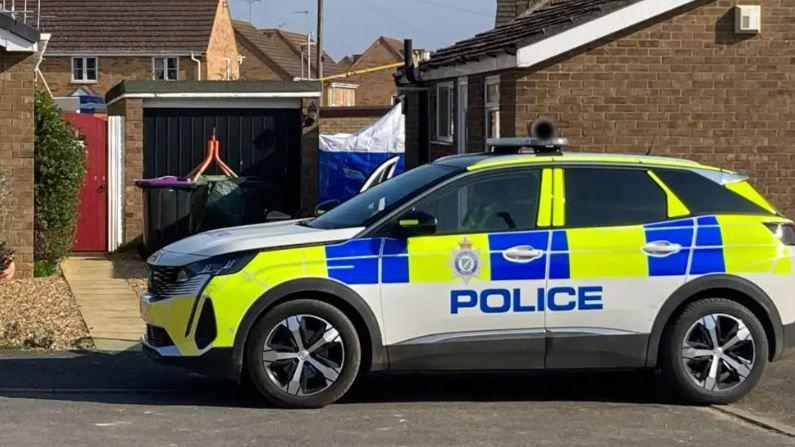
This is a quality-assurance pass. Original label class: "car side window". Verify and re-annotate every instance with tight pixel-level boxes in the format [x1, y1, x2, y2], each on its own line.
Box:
[654, 169, 773, 216]
[565, 168, 667, 228]
[412, 170, 542, 235]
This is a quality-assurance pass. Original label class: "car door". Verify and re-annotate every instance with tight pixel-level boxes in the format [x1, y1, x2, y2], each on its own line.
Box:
[379, 168, 550, 370]
[545, 167, 692, 369]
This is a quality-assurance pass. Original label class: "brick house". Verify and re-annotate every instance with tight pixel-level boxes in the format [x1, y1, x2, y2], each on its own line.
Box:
[400, 0, 795, 218]
[339, 37, 404, 106]
[233, 21, 345, 103]
[0, 12, 40, 278]
[38, 0, 240, 105]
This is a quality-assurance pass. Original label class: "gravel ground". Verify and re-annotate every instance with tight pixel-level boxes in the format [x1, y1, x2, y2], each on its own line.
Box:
[0, 277, 92, 350]
[106, 252, 148, 297]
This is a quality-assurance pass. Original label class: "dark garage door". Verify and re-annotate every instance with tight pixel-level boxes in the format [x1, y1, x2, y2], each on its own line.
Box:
[143, 108, 302, 215]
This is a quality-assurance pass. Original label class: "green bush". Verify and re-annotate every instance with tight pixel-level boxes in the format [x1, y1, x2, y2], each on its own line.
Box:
[34, 87, 85, 266]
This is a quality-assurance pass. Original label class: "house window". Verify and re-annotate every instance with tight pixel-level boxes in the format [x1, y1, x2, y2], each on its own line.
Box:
[72, 57, 98, 83]
[485, 75, 500, 142]
[435, 82, 453, 142]
[153, 57, 179, 81]
[328, 83, 357, 107]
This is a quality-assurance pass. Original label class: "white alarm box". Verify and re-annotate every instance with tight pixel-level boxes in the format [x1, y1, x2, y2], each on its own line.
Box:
[735, 5, 761, 34]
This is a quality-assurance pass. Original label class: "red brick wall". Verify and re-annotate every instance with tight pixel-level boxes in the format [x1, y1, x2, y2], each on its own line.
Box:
[508, 0, 795, 216]
[0, 50, 35, 277]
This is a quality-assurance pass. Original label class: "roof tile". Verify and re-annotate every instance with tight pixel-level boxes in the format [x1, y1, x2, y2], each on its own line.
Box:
[39, 0, 218, 53]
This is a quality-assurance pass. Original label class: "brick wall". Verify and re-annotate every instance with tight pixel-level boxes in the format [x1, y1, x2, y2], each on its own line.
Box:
[205, 0, 240, 80]
[418, 0, 795, 217]
[237, 37, 285, 81]
[107, 98, 144, 243]
[0, 50, 35, 277]
[40, 56, 197, 98]
[508, 0, 795, 216]
[346, 40, 402, 106]
[319, 106, 391, 134]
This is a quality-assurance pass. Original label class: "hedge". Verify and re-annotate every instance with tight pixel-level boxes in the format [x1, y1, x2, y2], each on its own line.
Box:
[34, 87, 85, 266]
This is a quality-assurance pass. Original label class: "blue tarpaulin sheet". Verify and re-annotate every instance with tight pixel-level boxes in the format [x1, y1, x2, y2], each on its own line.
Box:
[319, 104, 405, 203]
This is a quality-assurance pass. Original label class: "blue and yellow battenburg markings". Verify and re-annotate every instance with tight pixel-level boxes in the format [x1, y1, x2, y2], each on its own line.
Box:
[322, 215, 785, 286]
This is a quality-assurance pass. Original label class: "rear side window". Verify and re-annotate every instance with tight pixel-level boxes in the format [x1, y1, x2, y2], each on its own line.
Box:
[654, 170, 773, 216]
[565, 168, 667, 227]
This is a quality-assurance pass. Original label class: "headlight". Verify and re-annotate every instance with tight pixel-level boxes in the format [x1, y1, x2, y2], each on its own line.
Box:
[177, 251, 257, 282]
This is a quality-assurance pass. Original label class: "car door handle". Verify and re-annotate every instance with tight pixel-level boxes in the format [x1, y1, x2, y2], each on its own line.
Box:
[643, 241, 683, 257]
[503, 246, 544, 263]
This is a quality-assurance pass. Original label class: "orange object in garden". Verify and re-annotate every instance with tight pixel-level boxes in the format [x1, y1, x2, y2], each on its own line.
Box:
[187, 129, 238, 182]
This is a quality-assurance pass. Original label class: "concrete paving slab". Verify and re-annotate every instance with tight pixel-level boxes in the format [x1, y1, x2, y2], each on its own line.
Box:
[61, 255, 145, 350]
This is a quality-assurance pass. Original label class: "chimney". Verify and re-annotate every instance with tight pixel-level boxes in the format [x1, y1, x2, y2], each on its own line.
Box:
[495, 0, 551, 27]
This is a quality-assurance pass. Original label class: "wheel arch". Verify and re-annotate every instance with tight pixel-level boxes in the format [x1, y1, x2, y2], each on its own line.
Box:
[232, 278, 388, 379]
[646, 274, 785, 367]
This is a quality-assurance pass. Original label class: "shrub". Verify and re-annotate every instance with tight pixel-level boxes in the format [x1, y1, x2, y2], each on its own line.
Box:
[0, 169, 13, 272]
[34, 87, 85, 266]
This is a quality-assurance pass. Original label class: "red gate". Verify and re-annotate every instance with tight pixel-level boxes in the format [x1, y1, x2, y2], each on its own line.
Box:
[66, 113, 108, 252]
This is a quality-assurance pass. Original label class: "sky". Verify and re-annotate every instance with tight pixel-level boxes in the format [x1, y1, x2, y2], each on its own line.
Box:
[229, 0, 496, 60]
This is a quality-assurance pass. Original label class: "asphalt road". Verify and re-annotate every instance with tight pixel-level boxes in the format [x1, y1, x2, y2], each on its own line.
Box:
[0, 351, 793, 446]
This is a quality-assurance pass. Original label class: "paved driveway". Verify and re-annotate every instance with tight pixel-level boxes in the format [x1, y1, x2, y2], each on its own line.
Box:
[0, 351, 792, 446]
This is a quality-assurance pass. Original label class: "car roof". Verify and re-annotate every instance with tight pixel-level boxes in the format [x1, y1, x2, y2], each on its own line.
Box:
[434, 151, 728, 173]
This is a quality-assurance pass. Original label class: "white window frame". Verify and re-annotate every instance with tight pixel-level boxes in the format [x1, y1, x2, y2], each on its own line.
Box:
[71, 57, 98, 83]
[485, 75, 501, 144]
[152, 57, 180, 81]
[435, 81, 454, 144]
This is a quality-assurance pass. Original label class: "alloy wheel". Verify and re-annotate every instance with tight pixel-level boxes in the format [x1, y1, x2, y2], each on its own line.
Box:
[262, 314, 345, 396]
[681, 313, 756, 392]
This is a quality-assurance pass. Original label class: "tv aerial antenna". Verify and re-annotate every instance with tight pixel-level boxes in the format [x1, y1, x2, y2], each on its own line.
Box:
[238, 0, 262, 23]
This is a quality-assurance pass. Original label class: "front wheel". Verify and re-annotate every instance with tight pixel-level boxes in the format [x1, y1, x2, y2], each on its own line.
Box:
[661, 298, 768, 405]
[246, 299, 362, 408]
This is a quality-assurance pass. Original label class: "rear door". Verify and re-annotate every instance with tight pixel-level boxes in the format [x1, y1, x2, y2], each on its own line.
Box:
[545, 167, 692, 368]
[380, 168, 550, 370]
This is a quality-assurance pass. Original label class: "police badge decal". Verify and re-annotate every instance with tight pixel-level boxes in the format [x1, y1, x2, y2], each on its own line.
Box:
[451, 238, 481, 283]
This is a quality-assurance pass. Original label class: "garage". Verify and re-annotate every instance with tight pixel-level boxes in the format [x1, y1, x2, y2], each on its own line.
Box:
[106, 80, 321, 247]
[143, 108, 302, 216]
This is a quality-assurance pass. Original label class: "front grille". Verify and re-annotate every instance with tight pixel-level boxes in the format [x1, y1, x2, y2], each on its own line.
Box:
[149, 266, 179, 296]
[148, 266, 209, 299]
[146, 325, 174, 348]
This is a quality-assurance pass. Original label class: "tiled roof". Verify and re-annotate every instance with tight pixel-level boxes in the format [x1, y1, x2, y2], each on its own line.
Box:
[39, 0, 218, 54]
[423, 0, 640, 70]
[234, 20, 341, 79]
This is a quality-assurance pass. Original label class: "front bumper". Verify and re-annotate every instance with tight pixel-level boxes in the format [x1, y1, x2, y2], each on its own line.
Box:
[142, 342, 236, 379]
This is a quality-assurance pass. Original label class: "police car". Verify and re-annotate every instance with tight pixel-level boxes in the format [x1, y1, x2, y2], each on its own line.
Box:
[141, 122, 795, 408]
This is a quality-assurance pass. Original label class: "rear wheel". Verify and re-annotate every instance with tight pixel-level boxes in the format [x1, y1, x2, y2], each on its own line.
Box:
[246, 299, 361, 408]
[661, 298, 768, 405]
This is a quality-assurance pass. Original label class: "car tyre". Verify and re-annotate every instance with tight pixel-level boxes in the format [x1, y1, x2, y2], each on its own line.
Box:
[661, 298, 768, 405]
[246, 299, 361, 409]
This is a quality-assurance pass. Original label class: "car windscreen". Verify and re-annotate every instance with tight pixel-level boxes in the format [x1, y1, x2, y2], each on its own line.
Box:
[307, 164, 460, 230]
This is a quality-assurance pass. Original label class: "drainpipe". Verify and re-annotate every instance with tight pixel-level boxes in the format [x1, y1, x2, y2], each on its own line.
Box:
[34, 33, 53, 96]
[191, 52, 202, 81]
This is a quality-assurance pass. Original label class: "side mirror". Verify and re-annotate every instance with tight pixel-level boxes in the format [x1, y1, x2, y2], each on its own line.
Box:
[395, 210, 437, 238]
[315, 200, 340, 217]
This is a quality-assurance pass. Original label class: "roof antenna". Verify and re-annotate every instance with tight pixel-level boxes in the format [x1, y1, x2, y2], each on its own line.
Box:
[645, 135, 658, 156]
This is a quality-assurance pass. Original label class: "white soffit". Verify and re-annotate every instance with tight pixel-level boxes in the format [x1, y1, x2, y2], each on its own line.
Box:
[0, 28, 37, 52]
[517, 0, 699, 68]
